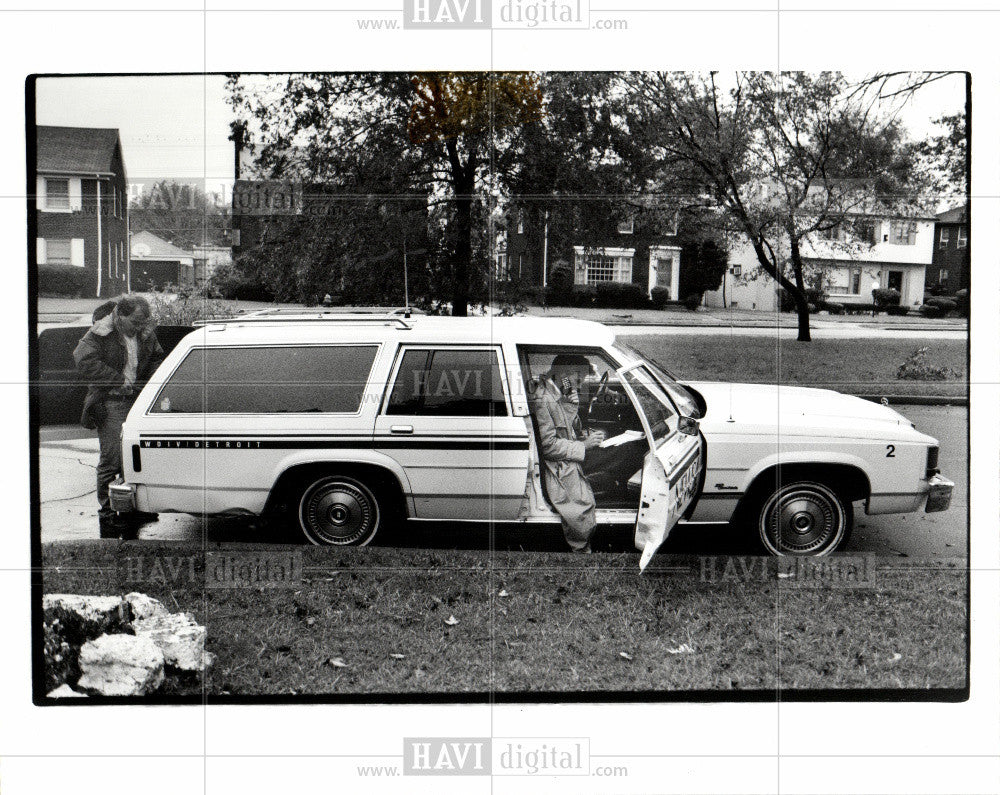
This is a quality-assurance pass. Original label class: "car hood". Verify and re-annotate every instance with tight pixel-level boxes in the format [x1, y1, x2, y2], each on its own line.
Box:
[686, 381, 918, 437]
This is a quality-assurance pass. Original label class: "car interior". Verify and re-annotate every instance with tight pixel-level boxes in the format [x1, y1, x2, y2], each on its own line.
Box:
[519, 348, 650, 510]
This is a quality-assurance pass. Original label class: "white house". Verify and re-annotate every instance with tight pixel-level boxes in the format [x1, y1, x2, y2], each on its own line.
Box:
[704, 212, 934, 311]
[799, 215, 934, 307]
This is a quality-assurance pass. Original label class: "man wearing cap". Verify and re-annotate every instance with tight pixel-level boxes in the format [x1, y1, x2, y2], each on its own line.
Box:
[529, 354, 606, 553]
[73, 296, 164, 537]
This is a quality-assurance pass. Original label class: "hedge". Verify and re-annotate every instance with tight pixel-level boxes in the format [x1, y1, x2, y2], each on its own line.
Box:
[38, 265, 93, 297]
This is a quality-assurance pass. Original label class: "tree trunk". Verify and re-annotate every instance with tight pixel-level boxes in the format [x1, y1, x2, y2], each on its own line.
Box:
[788, 237, 812, 342]
[444, 138, 474, 317]
[451, 189, 471, 316]
[743, 233, 812, 342]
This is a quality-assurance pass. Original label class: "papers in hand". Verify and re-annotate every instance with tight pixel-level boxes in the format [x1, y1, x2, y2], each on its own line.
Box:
[598, 429, 645, 448]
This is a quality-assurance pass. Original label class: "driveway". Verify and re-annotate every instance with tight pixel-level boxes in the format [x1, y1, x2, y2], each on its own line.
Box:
[37, 405, 967, 558]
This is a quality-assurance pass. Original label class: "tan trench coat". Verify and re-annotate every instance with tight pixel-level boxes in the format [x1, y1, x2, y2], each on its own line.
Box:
[529, 377, 597, 551]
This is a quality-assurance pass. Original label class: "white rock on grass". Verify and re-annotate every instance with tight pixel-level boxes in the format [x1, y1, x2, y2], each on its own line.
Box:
[43, 594, 126, 626]
[133, 612, 211, 672]
[46, 684, 86, 698]
[124, 592, 170, 622]
[77, 634, 165, 696]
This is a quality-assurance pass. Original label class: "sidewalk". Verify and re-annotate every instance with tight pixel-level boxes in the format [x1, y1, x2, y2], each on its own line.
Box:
[38, 295, 968, 334]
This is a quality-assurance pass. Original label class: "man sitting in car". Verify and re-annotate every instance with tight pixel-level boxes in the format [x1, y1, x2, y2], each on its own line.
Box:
[528, 354, 607, 553]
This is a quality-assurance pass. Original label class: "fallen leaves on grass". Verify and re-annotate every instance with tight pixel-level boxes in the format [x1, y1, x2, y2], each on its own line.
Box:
[326, 657, 349, 668]
[390, 653, 406, 660]
[666, 643, 696, 655]
[498, 589, 510, 598]
[444, 615, 460, 626]
[619, 651, 633, 661]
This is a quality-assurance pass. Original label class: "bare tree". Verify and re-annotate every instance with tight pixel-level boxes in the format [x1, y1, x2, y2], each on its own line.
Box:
[620, 72, 927, 341]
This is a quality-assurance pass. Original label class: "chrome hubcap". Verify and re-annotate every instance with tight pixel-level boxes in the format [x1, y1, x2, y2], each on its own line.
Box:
[761, 485, 842, 556]
[301, 479, 376, 545]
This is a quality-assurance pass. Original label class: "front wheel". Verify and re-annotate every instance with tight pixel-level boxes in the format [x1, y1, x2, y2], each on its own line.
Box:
[756, 481, 852, 556]
[297, 475, 382, 546]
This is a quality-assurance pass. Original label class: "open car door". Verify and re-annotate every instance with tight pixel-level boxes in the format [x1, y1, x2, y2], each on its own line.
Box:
[617, 364, 704, 571]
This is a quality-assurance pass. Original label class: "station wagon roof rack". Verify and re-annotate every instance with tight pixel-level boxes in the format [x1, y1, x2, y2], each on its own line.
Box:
[193, 309, 413, 330]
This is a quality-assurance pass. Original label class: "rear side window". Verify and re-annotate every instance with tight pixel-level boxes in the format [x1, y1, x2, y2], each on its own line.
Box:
[151, 345, 379, 414]
[386, 348, 507, 417]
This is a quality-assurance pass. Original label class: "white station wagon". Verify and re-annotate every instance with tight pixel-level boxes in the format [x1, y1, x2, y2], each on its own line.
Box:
[110, 313, 953, 561]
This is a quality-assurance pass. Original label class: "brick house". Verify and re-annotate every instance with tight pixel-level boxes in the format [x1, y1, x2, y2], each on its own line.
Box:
[496, 205, 682, 300]
[35, 126, 129, 297]
[927, 205, 969, 294]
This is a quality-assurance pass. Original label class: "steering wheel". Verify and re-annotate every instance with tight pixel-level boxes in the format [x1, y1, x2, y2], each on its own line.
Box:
[591, 371, 610, 407]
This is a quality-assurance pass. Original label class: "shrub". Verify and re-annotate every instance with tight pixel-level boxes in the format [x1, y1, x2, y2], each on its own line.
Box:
[570, 285, 598, 308]
[37, 265, 93, 297]
[823, 301, 845, 315]
[955, 289, 969, 316]
[594, 282, 649, 309]
[650, 286, 671, 310]
[683, 293, 702, 311]
[872, 287, 901, 308]
[778, 288, 823, 313]
[926, 297, 957, 314]
[886, 305, 910, 316]
[147, 285, 232, 325]
[896, 346, 960, 381]
[207, 262, 275, 302]
[845, 303, 876, 315]
[918, 303, 943, 318]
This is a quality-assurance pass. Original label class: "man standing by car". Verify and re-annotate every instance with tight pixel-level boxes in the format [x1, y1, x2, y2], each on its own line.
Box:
[73, 296, 163, 537]
[529, 354, 605, 553]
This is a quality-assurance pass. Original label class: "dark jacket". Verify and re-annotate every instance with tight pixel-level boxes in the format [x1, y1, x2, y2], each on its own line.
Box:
[72, 315, 164, 429]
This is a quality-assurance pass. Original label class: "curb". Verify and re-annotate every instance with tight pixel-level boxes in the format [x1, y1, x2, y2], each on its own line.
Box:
[856, 395, 968, 407]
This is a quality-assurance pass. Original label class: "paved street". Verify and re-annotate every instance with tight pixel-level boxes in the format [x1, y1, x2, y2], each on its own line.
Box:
[38, 405, 967, 557]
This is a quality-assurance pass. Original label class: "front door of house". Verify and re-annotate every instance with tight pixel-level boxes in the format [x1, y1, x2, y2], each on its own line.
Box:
[654, 253, 673, 290]
[887, 270, 903, 293]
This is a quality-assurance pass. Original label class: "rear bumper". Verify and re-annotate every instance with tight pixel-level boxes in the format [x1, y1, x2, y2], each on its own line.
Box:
[108, 478, 137, 513]
[925, 473, 954, 513]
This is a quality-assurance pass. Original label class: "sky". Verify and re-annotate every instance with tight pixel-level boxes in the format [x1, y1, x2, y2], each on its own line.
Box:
[36, 74, 235, 198]
[34, 71, 966, 201]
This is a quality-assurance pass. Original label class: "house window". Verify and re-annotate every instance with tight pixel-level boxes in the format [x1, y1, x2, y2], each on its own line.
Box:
[939, 228, 950, 248]
[45, 239, 72, 265]
[517, 211, 524, 235]
[45, 178, 70, 210]
[890, 220, 916, 245]
[938, 269, 949, 283]
[957, 227, 968, 248]
[575, 247, 634, 285]
[731, 265, 742, 277]
[495, 250, 509, 281]
[616, 218, 634, 235]
[859, 222, 878, 244]
[821, 224, 843, 241]
[850, 268, 862, 294]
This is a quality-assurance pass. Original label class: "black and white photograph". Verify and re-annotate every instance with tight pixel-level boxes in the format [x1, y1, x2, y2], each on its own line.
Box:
[31, 69, 970, 700]
[4, 4, 999, 794]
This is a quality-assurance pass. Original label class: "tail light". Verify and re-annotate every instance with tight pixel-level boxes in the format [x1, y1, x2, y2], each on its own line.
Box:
[926, 446, 939, 478]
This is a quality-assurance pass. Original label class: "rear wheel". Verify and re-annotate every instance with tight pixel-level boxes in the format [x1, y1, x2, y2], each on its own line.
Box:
[755, 480, 852, 556]
[297, 474, 382, 546]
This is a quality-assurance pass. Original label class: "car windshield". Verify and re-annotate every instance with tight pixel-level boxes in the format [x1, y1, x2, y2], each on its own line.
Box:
[612, 342, 702, 418]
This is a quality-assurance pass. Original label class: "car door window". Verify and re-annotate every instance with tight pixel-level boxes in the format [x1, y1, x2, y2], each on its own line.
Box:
[386, 348, 507, 417]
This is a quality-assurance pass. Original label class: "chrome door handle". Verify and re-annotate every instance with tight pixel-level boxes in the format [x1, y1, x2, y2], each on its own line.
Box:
[390, 425, 414, 434]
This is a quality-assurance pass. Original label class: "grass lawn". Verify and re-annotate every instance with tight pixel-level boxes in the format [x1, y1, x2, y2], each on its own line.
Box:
[42, 542, 967, 696]
[622, 334, 968, 399]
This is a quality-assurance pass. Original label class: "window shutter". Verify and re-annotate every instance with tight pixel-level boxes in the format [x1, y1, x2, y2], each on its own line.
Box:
[37, 238, 46, 264]
[69, 178, 82, 211]
[36, 177, 45, 211]
[71, 239, 85, 267]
